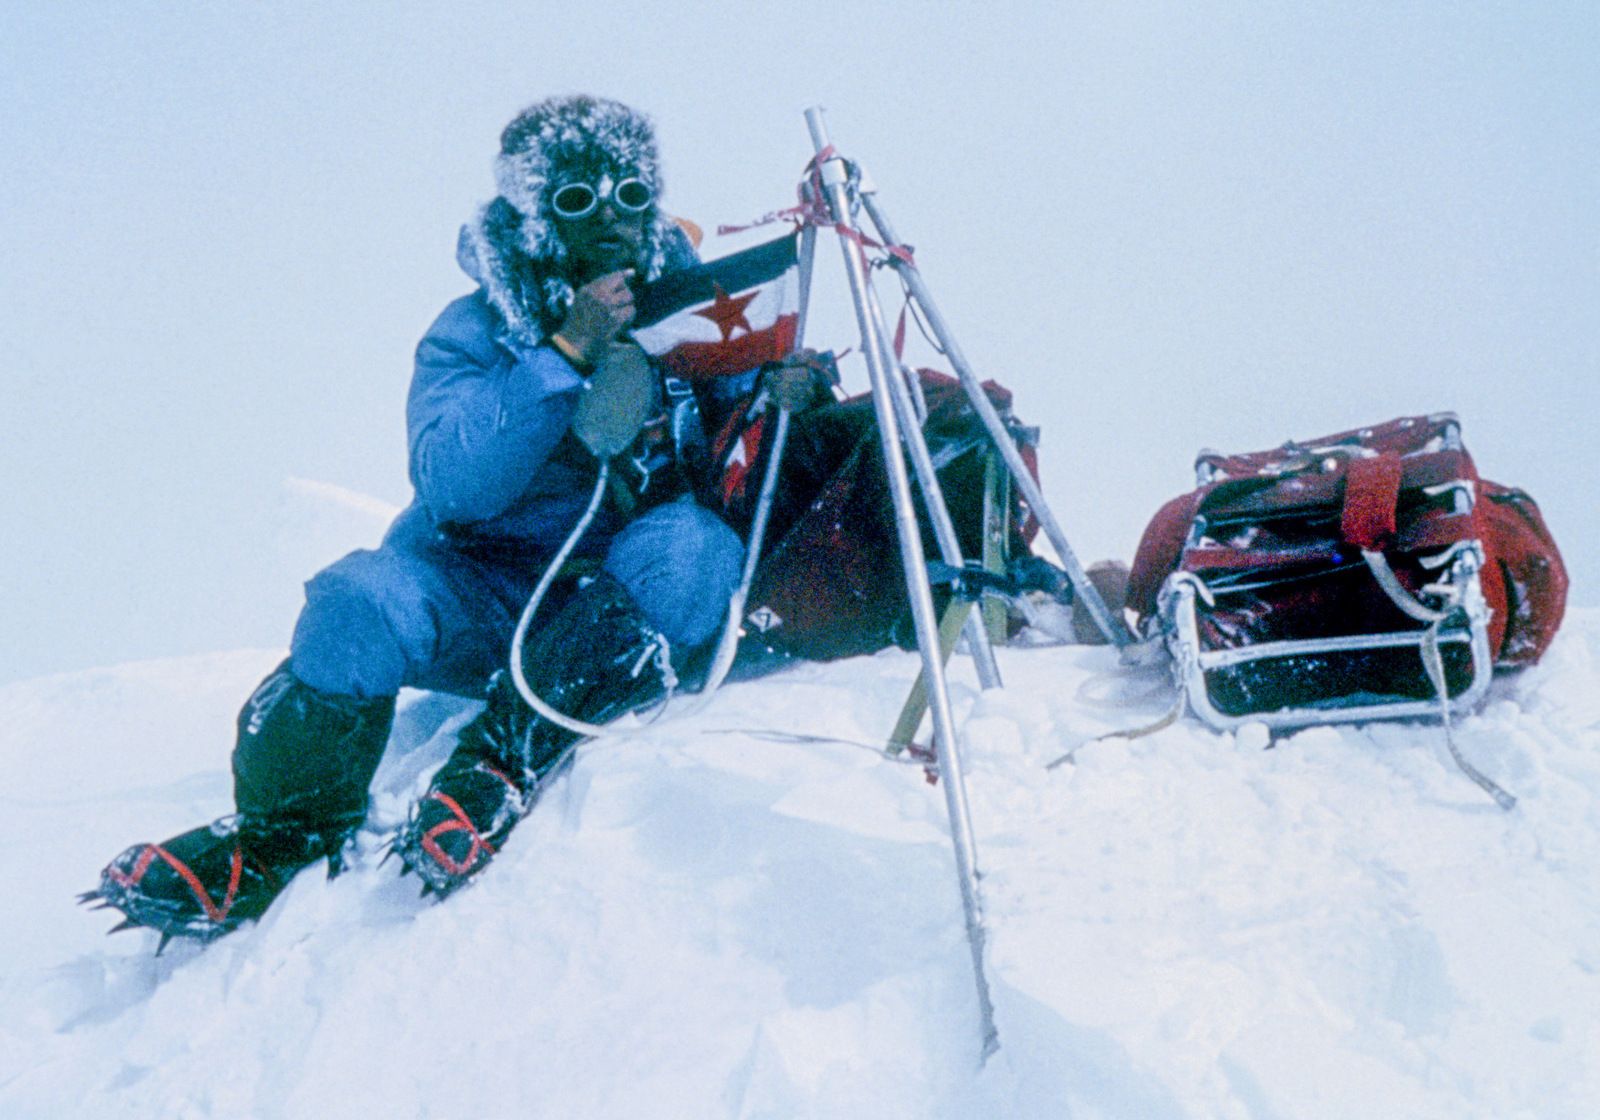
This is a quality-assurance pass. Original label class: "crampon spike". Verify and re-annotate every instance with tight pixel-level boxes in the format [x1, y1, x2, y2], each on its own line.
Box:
[156, 931, 175, 955]
[107, 917, 143, 935]
[76, 889, 103, 905]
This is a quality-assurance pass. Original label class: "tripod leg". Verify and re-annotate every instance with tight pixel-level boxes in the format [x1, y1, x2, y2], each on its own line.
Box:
[806, 105, 999, 1063]
[888, 596, 972, 752]
[890, 448, 1016, 753]
[865, 280, 1003, 693]
[980, 449, 1011, 644]
[856, 189, 1135, 653]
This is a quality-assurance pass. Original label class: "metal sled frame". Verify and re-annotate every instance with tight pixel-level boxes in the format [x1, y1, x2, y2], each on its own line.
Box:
[1159, 543, 1495, 732]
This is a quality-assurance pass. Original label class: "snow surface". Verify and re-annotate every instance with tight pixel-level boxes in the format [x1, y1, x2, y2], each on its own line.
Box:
[3, 613, 1599, 1119]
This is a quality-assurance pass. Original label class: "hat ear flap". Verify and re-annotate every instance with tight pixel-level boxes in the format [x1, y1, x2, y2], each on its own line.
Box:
[516, 214, 564, 268]
[538, 275, 575, 333]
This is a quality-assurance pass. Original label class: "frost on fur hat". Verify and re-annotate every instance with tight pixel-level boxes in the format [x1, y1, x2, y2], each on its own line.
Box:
[455, 95, 696, 345]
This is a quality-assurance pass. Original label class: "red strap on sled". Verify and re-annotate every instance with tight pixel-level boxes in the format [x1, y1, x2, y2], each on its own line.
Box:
[1341, 454, 1403, 551]
[1127, 491, 1203, 621]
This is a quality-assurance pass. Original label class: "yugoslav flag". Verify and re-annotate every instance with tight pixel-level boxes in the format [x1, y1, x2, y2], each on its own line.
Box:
[631, 233, 800, 380]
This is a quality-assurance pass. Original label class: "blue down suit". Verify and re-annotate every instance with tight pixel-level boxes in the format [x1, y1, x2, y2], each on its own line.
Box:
[286, 288, 743, 701]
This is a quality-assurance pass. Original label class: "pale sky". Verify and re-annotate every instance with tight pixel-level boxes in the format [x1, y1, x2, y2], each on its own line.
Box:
[3, 1, 1595, 684]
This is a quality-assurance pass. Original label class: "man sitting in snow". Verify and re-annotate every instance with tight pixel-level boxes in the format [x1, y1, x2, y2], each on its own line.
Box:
[85, 95, 832, 941]
[87, 94, 1039, 946]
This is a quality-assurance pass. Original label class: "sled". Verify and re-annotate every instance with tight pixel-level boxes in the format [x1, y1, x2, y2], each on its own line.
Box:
[1127, 413, 1567, 733]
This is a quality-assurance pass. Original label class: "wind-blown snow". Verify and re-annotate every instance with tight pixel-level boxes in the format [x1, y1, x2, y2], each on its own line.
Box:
[2, 614, 1598, 1118]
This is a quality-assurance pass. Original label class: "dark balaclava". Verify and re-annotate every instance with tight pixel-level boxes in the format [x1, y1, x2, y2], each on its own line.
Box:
[456, 95, 697, 346]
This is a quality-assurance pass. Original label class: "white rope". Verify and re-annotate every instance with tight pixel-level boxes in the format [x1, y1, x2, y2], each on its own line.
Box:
[507, 464, 667, 738]
[1363, 549, 1514, 810]
[1418, 620, 1516, 810]
[508, 406, 793, 738]
[674, 406, 791, 716]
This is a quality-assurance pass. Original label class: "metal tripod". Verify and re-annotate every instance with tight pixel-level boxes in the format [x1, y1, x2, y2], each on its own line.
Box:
[800, 107, 1136, 1064]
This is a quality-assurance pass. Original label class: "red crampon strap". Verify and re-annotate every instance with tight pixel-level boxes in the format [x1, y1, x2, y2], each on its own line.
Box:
[105, 844, 160, 891]
[418, 790, 499, 878]
[141, 842, 244, 924]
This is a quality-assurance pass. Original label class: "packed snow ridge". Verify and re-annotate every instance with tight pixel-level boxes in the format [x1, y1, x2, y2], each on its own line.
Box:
[2, 612, 1598, 1119]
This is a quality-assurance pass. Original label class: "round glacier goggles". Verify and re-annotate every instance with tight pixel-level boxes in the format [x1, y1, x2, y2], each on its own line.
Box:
[549, 176, 654, 220]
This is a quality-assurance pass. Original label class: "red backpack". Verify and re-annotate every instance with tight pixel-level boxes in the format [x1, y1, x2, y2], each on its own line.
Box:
[1126, 414, 1566, 730]
[713, 370, 1039, 664]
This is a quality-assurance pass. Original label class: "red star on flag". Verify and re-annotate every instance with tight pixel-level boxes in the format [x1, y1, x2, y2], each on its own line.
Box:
[694, 283, 758, 342]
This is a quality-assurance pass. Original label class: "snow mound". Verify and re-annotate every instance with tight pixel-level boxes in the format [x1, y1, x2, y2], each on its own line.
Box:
[2, 615, 1598, 1118]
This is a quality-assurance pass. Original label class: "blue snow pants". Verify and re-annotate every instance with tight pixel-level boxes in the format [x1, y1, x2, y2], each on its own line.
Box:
[287, 495, 744, 700]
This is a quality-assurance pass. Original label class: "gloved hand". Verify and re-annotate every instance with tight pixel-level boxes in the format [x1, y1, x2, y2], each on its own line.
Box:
[570, 341, 657, 460]
[760, 349, 833, 413]
[552, 269, 637, 366]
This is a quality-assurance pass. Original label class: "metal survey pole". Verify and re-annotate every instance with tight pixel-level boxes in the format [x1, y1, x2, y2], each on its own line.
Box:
[806, 105, 999, 1061]
[855, 185, 1135, 651]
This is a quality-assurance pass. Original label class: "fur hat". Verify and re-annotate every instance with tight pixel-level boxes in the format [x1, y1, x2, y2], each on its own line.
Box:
[456, 95, 696, 346]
